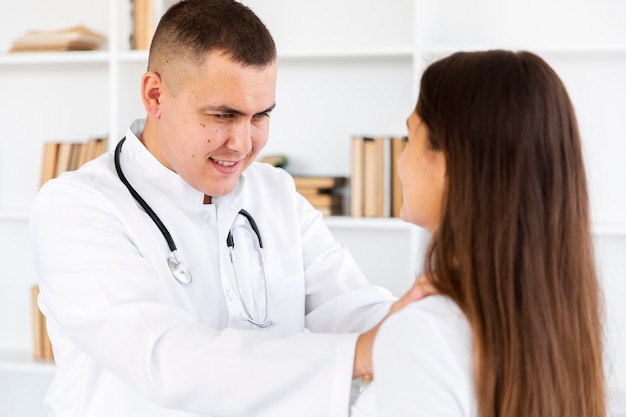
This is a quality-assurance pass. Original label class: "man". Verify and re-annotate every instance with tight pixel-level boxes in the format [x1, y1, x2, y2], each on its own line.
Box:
[30, 1, 421, 415]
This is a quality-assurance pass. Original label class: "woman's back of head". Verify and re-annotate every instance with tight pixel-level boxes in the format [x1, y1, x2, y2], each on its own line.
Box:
[418, 50, 605, 417]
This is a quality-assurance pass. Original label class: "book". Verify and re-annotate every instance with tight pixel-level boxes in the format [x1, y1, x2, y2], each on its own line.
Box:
[68, 142, 85, 171]
[9, 25, 106, 52]
[293, 176, 347, 190]
[54, 142, 73, 178]
[40, 137, 108, 187]
[93, 137, 108, 158]
[390, 136, 408, 217]
[31, 285, 44, 360]
[350, 136, 365, 217]
[378, 136, 391, 218]
[351, 135, 406, 218]
[132, 0, 156, 50]
[258, 154, 288, 168]
[362, 137, 378, 216]
[302, 192, 344, 208]
[292, 175, 347, 216]
[40, 142, 60, 187]
[32, 285, 53, 361]
[362, 136, 388, 217]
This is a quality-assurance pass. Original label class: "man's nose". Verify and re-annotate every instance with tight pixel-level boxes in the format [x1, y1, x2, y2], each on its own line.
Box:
[226, 120, 252, 153]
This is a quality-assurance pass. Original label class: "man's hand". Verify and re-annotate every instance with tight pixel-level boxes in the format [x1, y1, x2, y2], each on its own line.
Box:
[353, 275, 436, 379]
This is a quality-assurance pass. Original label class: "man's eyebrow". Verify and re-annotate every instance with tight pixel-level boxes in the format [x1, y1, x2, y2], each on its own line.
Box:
[260, 103, 276, 114]
[200, 105, 243, 114]
[200, 103, 276, 115]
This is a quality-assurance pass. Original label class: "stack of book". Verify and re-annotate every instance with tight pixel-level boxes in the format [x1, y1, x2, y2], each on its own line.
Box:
[350, 135, 407, 218]
[9, 25, 106, 52]
[293, 176, 347, 216]
[33, 137, 108, 360]
[40, 137, 108, 187]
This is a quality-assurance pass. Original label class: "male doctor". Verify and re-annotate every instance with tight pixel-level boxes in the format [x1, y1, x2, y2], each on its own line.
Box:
[30, 0, 424, 416]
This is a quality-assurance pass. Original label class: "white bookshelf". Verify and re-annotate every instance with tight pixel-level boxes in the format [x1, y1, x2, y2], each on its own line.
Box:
[0, 350, 54, 375]
[1, 0, 626, 415]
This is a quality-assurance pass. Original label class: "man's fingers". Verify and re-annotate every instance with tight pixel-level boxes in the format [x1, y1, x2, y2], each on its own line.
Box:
[389, 275, 437, 314]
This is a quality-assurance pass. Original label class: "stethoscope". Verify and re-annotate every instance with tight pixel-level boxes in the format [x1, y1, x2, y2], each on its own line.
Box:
[114, 137, 272, 327]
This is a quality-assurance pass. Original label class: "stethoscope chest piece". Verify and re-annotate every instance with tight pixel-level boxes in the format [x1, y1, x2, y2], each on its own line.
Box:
[168, 250, 192, 285]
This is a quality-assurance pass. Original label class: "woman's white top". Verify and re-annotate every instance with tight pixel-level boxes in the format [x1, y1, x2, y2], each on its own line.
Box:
[351, 295, 477, 417]
[30, 120, 395, 417]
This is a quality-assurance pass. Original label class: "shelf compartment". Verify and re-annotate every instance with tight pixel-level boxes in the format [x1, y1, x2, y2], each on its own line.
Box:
[0, 350, 54, 375]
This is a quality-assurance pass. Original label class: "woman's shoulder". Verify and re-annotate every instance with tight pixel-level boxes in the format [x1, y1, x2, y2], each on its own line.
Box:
[364, 295, 477, 417]
[385, 295, 467, 334]
[375, 294, 472, 371]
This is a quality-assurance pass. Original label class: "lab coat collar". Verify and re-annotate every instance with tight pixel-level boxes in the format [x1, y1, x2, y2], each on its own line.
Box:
[125, 119, 246, 209]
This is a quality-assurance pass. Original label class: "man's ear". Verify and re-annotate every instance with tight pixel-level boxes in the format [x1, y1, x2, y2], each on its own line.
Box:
[141, 71, 164, 119]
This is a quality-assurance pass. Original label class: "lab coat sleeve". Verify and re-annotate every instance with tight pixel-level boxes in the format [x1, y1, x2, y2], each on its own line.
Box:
[291, 186, 396, 334]
[31, 174, 361, 417]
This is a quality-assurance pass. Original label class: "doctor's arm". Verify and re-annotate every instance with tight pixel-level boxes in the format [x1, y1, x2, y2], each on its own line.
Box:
[31, 180, 362, 417]
[292, 191, 433, 377]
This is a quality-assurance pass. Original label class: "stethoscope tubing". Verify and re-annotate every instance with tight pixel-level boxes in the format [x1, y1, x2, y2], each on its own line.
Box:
[114, 137, 272, 326]
[115, 137, 177, 253]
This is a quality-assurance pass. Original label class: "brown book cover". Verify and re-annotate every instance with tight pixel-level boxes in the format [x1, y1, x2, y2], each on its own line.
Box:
[10, 25, 105, 52]
[350, 136, 365, 217]
[302, 193, 344, 208]
[42, 316, 54, 360]
[94, 137, 108, 158]
[54, 142, 73, 177]
[374, 136, 387, 217]
[293, 176, 347, 190]
[363, 137, 385, 217]
[42, 137, 107, 184]
[40, 142, 59, 188]
[32, 286, 44, 360]
[315, 205, 344, 216]
[32, 285, 54, 361]
[69, 142, 85, 171]
[133, 0, 156, 50]
[390, 136, 408, 217]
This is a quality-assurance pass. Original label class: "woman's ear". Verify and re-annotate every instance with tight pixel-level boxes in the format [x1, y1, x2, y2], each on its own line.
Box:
[141, 71, 163, 119]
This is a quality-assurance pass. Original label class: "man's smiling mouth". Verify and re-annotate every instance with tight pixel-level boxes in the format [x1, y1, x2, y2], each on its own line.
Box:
[211, 158, 237, 167]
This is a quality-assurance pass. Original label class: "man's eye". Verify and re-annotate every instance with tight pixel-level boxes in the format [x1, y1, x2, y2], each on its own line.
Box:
[254, 112, 270, 119]
[215, 113, 233, 120]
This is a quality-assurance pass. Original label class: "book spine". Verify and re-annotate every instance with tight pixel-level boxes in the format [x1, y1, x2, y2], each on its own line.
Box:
[378, 136, 391, 218]
[350, 135, 405, 218]
[390, 136, 408, 217]
[32, 286, 44, 360]
[350, 136, 365, 217]
[40, 142, 59, 188]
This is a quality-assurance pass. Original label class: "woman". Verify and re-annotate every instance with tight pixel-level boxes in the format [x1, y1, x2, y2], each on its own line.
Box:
[352, 50, 606, 417]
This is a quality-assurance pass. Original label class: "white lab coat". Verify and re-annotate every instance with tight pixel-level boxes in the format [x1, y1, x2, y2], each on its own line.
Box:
[30, 120, 395, 417]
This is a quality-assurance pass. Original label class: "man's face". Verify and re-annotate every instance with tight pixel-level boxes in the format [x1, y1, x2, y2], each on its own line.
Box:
[145, 50, 277, 199]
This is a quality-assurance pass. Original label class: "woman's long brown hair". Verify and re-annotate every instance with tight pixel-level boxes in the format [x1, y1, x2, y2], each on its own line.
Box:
[417, 50, 605, 417]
